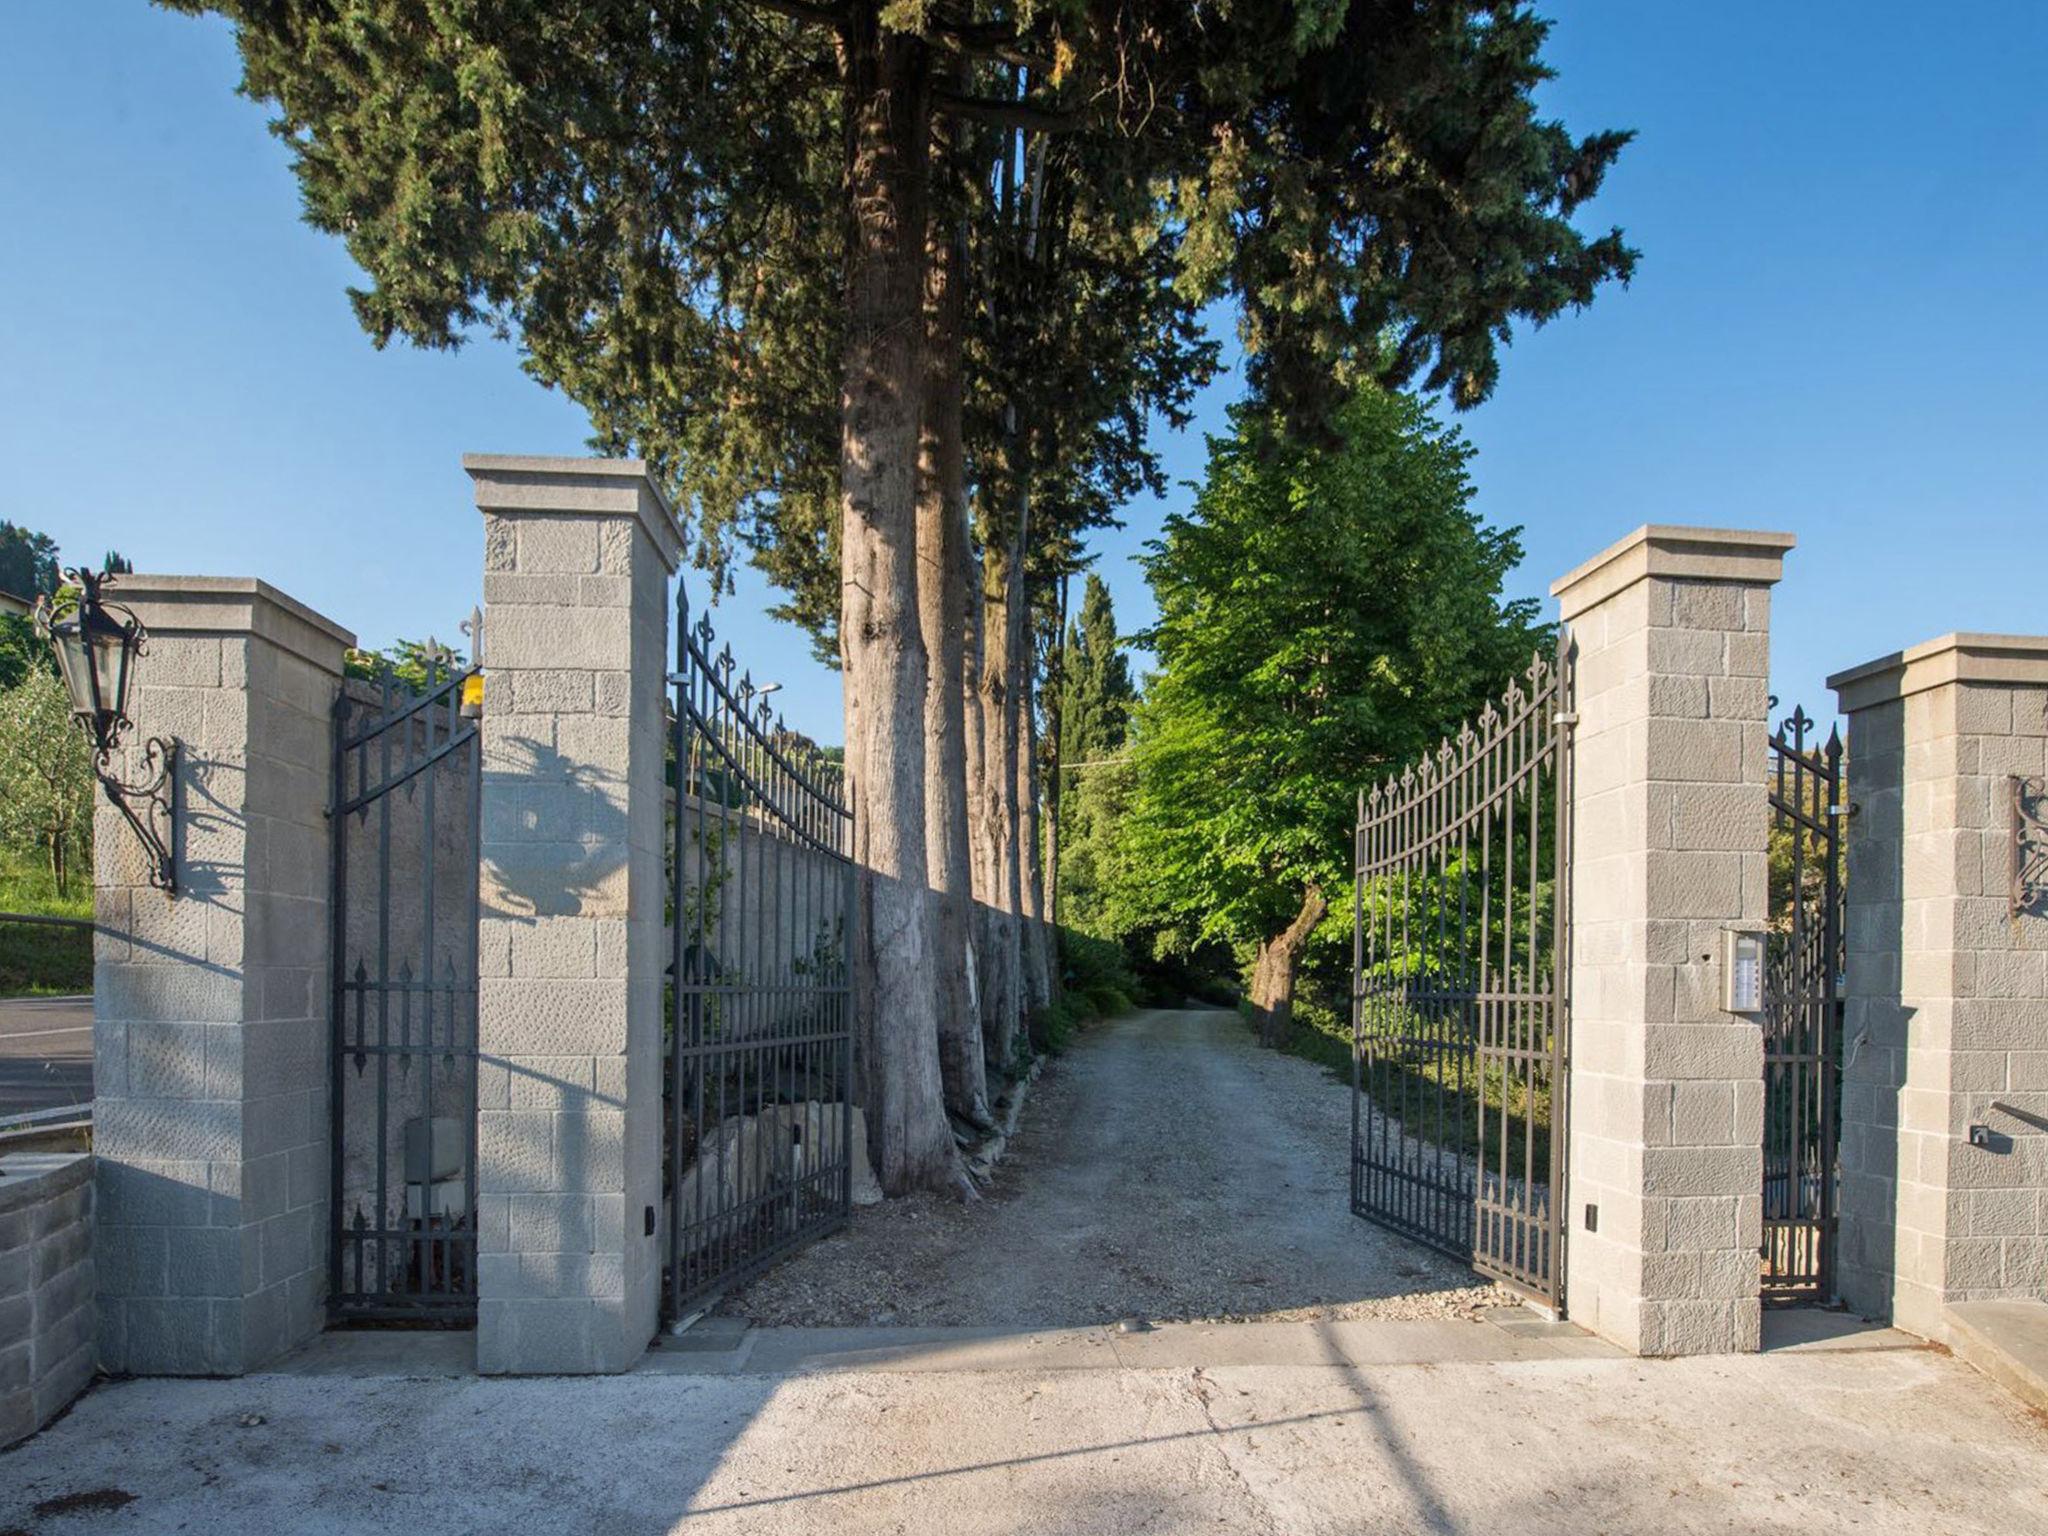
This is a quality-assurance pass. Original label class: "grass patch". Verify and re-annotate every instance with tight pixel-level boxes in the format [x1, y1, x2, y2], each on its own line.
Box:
[0, 848, 93, 996]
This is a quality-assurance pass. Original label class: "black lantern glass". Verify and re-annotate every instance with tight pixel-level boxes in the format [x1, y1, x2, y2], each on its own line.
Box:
[43, 573, 142, 759]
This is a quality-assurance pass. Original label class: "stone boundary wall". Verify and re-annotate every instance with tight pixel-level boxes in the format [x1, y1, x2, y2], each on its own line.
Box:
[1, 1153, 94, 1448]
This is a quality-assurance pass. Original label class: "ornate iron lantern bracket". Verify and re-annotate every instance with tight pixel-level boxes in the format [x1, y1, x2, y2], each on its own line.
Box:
[101, 735, 180, 895]
[2014, 775, 2046, 921]
[33, 568, 180, 897]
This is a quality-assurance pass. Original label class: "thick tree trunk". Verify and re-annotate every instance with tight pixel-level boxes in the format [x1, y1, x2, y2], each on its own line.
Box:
[838, 9, 962, 1195]
[1248, 886, 1328, 1048]
[1016, 656, 1053, 1014]
[975, 535, 1024, 1072]
[962, 562, 995, 1043]
[1045, 574, 1067, 939]
[917, 124, 991, 1131]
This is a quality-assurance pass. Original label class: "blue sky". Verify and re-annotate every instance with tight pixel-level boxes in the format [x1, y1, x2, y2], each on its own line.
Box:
[4, 2, 2044, 745]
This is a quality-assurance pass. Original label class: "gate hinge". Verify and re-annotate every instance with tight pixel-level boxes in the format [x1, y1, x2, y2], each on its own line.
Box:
[1827, 802, 1857, 819]
[1552, 711, 1579, 728]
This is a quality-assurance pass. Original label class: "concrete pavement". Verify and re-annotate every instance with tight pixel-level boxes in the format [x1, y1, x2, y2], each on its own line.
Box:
[5, 1315, 2044, 1533]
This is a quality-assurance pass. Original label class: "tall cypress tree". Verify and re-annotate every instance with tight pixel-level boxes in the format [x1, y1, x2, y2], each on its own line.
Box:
[165, 0, 1632, 1195]
[1051, 573, 1136, 938]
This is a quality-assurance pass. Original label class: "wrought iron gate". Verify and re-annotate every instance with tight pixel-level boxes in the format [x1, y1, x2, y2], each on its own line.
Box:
[667, 591, 855, 1316]
[1352, 648, 1572, 1308]
[1761, 706, 1845, 1300]
[328, 656, 481, 1321]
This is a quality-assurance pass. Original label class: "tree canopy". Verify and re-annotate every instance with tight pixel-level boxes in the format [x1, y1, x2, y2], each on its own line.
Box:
[172, 0, 1633, 574]
[1107, 381, 1543, 1034]
[0, 522, 60, 602]
[168, 0, 1634, 1194]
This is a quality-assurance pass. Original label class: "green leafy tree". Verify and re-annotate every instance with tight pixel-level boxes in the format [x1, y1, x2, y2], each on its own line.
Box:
[344, 638, 469, 693]
[0, 616, 54, 692]
[0, 668, 96, 899]
[1110, 383, 1542, 1043]
[0, 523, 60, 602]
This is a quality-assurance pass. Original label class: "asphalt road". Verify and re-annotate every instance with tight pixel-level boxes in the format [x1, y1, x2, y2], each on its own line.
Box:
[0, 992, 93, 1118]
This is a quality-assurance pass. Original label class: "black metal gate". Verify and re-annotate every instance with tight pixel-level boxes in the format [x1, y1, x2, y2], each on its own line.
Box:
[667, 590, 855, 1317]
[328, 655, 481, 1322]
[1761, 706, 1845, 1301]
[1352, 648, 1572, 1308]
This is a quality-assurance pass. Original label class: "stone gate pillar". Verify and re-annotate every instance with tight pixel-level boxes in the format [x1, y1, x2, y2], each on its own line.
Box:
[92, 577, 352, 1374]
[1828, 634, 2048, 1339]
[1554, 525, 1792, 1356]
[467, 455, 679, 1374]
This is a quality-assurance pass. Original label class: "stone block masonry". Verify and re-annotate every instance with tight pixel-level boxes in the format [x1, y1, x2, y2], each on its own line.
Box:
[1, 1154, 94, 1448]
[92, 577, 353, 1375]
[1830, 634, 2048, 1340]
[1554, 526, 1792, 1356]
[467, 456, 682, 1374]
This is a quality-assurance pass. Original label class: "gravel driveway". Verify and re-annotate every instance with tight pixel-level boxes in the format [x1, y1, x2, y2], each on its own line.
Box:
[722, 1007, 1510, 1327]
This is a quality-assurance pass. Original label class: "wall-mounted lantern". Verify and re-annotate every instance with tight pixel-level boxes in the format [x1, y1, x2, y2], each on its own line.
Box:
[33, 569, 179, 896]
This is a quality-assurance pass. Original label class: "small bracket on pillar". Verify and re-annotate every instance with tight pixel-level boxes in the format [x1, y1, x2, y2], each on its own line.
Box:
[2013, 776, 2046, 921]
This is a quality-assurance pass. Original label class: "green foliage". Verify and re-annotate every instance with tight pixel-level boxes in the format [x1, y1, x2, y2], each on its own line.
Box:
[0, 613, 55, 692]
[1052, 574, 1137, 938]
[344, 638, 467, 692]
[1029, 925, 1137, 1054]
[0, 522, 60, 602]
[168, 1, 1631, 629]
[0, 849, 93, 997]
[1166, 2, 1637, 424]
[1247, 975, 1553, 1171]
[1059, 927, 1137, 1020]
[1058, 574, 1134, 768]
[1106, 382, 1544, 971]
[0, 668, 96, 901]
